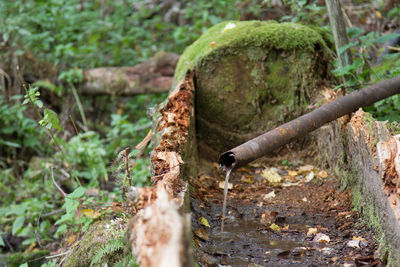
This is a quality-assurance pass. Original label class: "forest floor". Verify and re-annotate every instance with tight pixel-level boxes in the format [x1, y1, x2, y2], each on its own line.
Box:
[190, 151, 381, 267]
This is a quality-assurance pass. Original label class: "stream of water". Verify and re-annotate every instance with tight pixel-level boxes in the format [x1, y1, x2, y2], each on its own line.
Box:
[221, 168, 232, 232]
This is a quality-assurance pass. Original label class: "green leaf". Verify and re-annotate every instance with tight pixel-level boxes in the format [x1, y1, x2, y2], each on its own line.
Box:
[337, 41, 359, 56]
[0, 235, 5, 246]
[34, 99, 43, 108]
[374, 33, 400, 44]
[12, 216, 25, 235]
[65, 198, 79, 214]
[346, 26, 364, 38]
[0, 140, 21, 148]
[33, 80, 61, 96]
[44, 108, 63, 131]
[68, 186, 85, 199]
[18, 263, 28, 267]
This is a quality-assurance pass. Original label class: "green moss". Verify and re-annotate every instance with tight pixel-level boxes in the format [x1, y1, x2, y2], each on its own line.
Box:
[387, 121, 400, 135]
[64, 220, 128, 266]
[7, 250, 49, 267]
[175, 20, 331, 81]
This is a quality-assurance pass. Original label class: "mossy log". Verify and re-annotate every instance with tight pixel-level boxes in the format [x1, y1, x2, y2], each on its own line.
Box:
[317, 110, 400, 265]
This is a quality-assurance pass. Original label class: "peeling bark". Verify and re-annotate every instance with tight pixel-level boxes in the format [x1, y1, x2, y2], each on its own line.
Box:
[127, 72, 195, 267]
[80, 52, 179, 96]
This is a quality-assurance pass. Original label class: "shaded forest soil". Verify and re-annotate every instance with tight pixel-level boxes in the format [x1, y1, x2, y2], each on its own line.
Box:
[190, 156, 381, 266]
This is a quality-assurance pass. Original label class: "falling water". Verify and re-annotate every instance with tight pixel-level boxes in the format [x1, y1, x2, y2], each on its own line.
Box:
[221, 168, 232, 232]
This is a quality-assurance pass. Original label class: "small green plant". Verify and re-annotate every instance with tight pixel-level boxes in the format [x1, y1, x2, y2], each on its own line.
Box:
[89, 233, 136, 267]
[54, 186, 94, 236]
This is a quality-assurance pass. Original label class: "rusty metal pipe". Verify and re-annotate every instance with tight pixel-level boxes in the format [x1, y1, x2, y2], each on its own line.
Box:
[219, 76, 400, 169]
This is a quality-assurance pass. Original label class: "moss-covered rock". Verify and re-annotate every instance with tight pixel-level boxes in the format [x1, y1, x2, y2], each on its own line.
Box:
[176, 20, 335, 154]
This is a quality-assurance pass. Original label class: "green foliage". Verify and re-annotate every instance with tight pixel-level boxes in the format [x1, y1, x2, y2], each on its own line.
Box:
[54, 186, 90, 236]
[89, 234, 136, 267]
[332, 26, 400, 121]
[58, 68, 83, 85]
[62, 131, 108, 184]
[280, 0, 325, 25]
[0, 95, 45, 151]
[0, 0, 240, 69]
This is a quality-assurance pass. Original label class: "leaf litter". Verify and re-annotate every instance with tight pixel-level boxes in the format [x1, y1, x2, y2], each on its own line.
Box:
[190, 159, 380, 266]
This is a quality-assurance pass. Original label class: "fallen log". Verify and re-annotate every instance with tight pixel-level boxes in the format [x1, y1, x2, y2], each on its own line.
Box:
[219, 76, 400, 170]
[80, 52, 179, 96]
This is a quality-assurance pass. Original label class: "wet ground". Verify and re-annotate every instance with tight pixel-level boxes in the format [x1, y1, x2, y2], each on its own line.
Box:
[190, 157, 381, 266]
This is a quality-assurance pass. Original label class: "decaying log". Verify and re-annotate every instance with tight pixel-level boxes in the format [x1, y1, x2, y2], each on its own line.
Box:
[317, 109, 400, 264]
[127, 72, 195, 267]
[219, 76, 400, 170]
[80, 52, 179, 96]
[128, 184, 189, 267]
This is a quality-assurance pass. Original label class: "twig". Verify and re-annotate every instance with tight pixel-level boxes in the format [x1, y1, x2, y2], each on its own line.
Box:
[42, 209, 64, 217]
[60, 168, 70, 178]
[35, 215, 42, 248]
[134, 121, 152, 132]
[125, 148, 132, 186]
[45, 250, 72, 259]
[69, 114, 79, 135]
[51, 167, 67, 197]
[69, 82, 88, 131]
[388, 46, 400, 52]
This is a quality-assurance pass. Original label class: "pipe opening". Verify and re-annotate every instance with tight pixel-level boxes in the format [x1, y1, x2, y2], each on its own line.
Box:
[218, 151, 236, 170]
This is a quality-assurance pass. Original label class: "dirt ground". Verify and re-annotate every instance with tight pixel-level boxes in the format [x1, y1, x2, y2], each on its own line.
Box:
[190, 154, 382, 267]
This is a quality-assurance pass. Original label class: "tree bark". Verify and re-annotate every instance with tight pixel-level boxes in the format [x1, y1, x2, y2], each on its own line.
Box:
[80, 52, 179, 96]
[326, 0, 353, 82]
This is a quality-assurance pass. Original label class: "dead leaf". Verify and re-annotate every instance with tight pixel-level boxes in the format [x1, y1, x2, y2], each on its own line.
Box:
[313, 233, 330, 243]
[261, 168, 282, 183]
[218, 181, 233, 190]
[67, 234, 77, 245]
[307, 227, 318, 237]
[198, 217, 210, 228]
[241, 175, 252, 184]
[347, 239, 360, 248]
[317, 170, 328, 179]
[288, 170, 298, 176]
[269, 223, 281, 232]
[193, 228, 209, 241]
[261, 211, 278, 225]
[263, 190, 276, 200]
[82, 208, 102, 219]
[304, 171, 314, 182]
[298, 165, 314, 174]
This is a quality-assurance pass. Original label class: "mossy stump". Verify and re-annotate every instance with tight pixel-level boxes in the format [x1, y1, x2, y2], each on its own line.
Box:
[175, 20, 334, 155]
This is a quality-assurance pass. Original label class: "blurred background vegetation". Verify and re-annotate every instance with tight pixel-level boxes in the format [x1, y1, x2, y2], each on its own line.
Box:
[0, 0, 399, 266]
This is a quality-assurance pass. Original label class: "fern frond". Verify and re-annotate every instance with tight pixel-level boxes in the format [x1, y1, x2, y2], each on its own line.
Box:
[90, 237, 125, 266]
